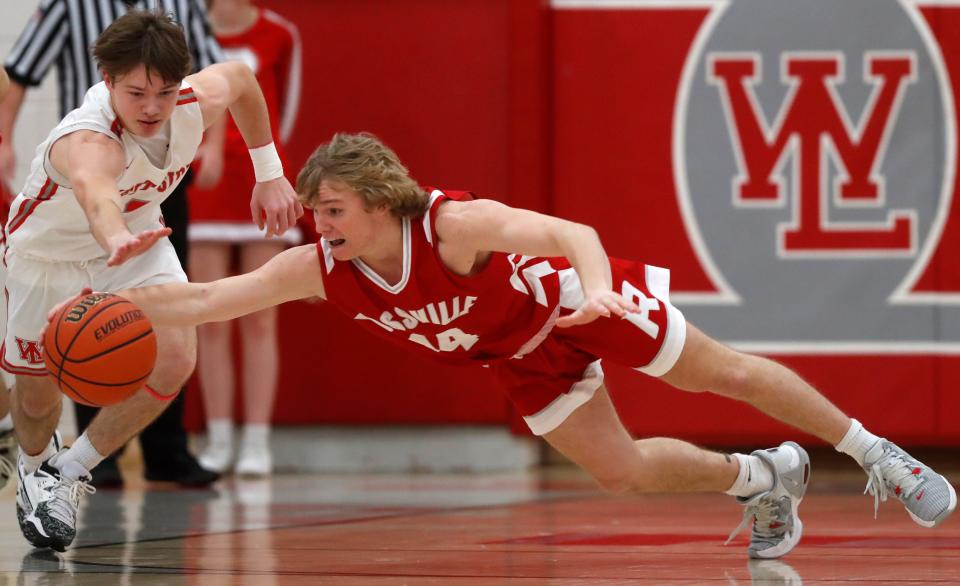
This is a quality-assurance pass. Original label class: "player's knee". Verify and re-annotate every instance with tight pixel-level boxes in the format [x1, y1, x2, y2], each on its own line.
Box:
[711, 354, 757, 399]
[16, 380, 61, 419]
[157, 343, 197, 383]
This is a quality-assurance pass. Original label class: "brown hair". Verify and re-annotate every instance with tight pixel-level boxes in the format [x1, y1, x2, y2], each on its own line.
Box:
[92, 10, 192, 83]
[296, 133, 429, 218]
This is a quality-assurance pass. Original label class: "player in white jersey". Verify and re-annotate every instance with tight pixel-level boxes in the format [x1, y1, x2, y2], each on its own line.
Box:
[5, 10, 302, 551]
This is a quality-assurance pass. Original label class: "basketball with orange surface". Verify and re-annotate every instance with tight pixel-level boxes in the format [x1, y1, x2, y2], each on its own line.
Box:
[43, 292, 157, 407]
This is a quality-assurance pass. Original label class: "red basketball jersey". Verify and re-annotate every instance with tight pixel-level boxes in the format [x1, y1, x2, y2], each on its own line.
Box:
[316, 190, 570, 365]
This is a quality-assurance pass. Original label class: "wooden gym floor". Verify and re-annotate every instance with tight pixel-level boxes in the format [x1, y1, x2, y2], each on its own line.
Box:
[0, 448, 958, 585]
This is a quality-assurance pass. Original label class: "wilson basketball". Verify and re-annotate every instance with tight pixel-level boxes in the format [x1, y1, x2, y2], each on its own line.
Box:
[43, 293, 157, 407]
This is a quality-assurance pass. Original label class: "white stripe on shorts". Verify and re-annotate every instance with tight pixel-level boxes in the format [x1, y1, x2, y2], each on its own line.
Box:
[523, 360, 605, 436]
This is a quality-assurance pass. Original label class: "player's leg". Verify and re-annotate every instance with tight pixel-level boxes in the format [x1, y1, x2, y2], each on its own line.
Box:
[10, 375, 60, 458]
[3, 252, 87, 550]
[546, 262, 809, 558]
[542, 384, 738, 494]
[234, 240, 284, 476]
[660, 323, 850, 444]
[189, 240, 235, 472]
[538, 380, 808, 559]
[663, 322, 956, 528]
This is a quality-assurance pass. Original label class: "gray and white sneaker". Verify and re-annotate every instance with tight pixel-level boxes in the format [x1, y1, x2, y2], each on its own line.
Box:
[863, 440, 956, 527]
[15, 432, 63, 539]
[0, 428, 17, 491]
[16, 445, 94, 551]
[726, 441, 810, 559]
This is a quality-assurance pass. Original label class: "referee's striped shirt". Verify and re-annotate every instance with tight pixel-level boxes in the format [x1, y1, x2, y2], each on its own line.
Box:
[4, 0, 223, 118]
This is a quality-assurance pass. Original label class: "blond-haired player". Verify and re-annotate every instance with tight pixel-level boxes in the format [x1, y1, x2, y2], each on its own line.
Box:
[67, 132, 955, 559]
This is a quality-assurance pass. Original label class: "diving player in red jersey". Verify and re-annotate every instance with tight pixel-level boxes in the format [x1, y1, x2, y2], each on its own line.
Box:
[58, 132, 956, 559]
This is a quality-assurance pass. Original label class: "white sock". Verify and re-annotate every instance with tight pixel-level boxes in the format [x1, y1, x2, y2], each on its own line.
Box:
[725, 453, 775, 498]
[57, 433, 105, 473]
[834, 419, 881, 467]
[241, 424, 270, 449]
[207, 419, 234, 447]
[0, 413, 13, 432]
[21, 437, 60, 474]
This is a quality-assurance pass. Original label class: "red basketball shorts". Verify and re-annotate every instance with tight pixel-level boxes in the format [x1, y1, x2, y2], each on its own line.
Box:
[493, 259, 686, 435]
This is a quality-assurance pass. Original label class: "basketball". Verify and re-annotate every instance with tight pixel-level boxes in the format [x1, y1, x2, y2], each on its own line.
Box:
[43, 293, 157, 407]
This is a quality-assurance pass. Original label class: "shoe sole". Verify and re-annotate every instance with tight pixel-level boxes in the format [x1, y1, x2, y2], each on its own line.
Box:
[18, 511, 68, 552]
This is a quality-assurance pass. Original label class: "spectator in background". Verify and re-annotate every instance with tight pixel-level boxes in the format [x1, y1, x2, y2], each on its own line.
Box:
[189, 0, 302, 477]
[0, 0, 223, 488]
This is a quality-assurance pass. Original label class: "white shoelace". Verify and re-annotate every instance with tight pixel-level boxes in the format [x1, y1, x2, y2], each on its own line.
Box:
[726, 498, 785, 545]
[864, 450, 923, 519]
[48, 478, 96, 526]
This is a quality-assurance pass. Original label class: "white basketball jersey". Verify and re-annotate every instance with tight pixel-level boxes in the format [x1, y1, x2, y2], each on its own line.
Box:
[6, 81, 204, 261]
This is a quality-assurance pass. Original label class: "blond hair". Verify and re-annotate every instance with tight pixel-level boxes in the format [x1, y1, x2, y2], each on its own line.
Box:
[296, 133, 428, 218]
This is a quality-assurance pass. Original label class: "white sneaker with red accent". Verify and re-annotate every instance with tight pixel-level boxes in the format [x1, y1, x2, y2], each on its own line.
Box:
[862, 440, 956, 527]
[726, 441, 811, 559]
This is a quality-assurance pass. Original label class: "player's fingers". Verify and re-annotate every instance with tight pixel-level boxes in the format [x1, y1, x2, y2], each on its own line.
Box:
[251, 202, 265, 230]
[287, 205, 298, 232]
[557, 309, 588, 328]
[273, 208, 290, 236]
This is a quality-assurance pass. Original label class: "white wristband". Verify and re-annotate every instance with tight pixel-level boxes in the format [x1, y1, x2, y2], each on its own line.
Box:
[249, 142, 284, 183]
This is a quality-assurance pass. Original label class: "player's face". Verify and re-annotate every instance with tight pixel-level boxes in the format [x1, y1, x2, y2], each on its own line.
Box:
[312, 180, 387, 260]
[105, 65, 180, 137]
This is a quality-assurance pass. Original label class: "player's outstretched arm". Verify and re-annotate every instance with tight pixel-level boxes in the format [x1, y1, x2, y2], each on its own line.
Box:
[119, 244, 325, 327]
[49, 130, 169, 266]
[435, 199, 640, 327]
[186, 62, 302, 238]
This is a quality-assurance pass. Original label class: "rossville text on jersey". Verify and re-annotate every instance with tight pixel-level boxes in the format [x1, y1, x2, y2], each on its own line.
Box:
[120, 164, 189, 197]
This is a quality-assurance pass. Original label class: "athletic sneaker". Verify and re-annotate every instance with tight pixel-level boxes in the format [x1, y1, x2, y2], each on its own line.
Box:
[0, 428, 17, 491]
[236, 444, 272, 477]
[15, 432, 63, 542]
[199, 441, 233, 474]
[863, 440, 957, 527]
[16, 447, 95, 551]
[726, 441, 811, 559]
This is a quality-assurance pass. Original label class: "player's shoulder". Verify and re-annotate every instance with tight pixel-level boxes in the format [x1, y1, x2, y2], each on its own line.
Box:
[260, 9, 298, 36]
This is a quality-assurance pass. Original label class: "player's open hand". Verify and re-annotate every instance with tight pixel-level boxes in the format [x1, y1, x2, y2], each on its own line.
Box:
[251, 177, 303, 238]
[106, 227, 172, 267]
[42, 288, 94, 341]
[556, 289, 641, 328]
